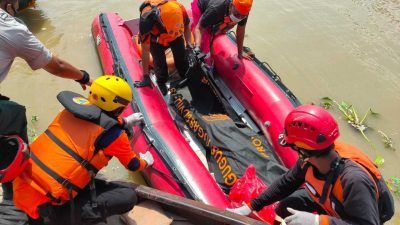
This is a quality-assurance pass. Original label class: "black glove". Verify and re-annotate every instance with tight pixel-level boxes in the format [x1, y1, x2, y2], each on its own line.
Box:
[75, 70, 91, 85]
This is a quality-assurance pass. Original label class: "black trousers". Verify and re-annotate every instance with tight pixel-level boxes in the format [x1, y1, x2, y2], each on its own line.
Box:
[28, 180, 137, 225]
[150, 35, 188, 84]
[275, 189, 326, 219]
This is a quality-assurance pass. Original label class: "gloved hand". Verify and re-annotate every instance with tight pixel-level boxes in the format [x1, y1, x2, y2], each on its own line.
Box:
[284, 208, 319, 225]
[226, 202, 252, 216]
[139, 151, 154, 167]
[123, 113, 144, 127]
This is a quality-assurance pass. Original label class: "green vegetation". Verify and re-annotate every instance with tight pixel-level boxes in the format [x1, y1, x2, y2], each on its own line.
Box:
[373, 155, 385, 167]
[321, 97, 378, 142]
[386, 177, 400, 198]
[321, 97, 398, 197]
[320, 97, 396, 167]
[378, 130, 396, 151]
[27, 115, 39, 143]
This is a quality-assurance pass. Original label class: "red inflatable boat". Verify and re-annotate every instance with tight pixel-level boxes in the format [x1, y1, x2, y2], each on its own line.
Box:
[92, 12, 300, 222]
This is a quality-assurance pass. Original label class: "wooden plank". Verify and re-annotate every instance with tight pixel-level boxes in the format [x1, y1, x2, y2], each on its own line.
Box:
[125, 183, 268, 225]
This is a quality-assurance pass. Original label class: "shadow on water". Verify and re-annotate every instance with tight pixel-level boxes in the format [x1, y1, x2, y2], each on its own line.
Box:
[16, 8, 62, 49]
[16, 8, 54, 34]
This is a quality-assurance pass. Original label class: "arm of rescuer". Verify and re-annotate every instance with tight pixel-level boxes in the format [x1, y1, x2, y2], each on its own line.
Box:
[235, 17, 248, 59]
[285, 164, 382, 225]
[180, 3, 193, 47]
[140, 39, 151, 77]
[250, 160, 306, 211]
[252, 160, 381, 225]
[228, 160, 305, 215]
[194, 3, 224, 48]
[43, 56, 92, 90]
[193, 18, 204, 49]
[13, 21, 92, 89]
[102, 130, 150, 171]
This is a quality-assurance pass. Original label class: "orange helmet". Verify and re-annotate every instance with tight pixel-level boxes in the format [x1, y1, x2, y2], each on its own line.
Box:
[232, 0, 253, 15]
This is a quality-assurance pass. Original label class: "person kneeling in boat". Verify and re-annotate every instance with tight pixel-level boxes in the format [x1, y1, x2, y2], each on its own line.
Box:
[10, 75, 154, 225]
[227, 105, 394, 225]
[138, 0, 192, 96]
[191, 0, 253, 60]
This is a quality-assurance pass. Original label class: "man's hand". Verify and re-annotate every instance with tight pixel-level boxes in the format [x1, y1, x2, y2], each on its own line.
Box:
[140, 151, 154, 167]
[80, 78, 93, 90]
[284, 208, 319, 225]
[237, 53, 253, 60]
[76, 70, 92, 90]
[226, 202, 252, 216]
[123, 113, 144, 127]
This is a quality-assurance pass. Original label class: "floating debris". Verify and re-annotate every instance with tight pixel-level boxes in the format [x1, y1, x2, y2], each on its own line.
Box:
[386, 177, 400, 198]
[378, 130, 396, 151]
[321, 97, 378, 142]
[28, 115, 39, 143]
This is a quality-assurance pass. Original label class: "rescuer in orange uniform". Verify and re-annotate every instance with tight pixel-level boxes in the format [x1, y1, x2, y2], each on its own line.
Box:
[138, 0, 192, 95]
[10, 75, 154, 225]
[228, 105, 394, 225]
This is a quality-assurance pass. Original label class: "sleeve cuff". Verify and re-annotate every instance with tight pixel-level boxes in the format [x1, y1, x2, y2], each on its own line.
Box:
[27, 47, 52, 70]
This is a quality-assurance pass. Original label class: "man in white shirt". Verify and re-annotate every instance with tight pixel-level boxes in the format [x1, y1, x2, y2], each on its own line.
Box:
[0, 0, 92, 200]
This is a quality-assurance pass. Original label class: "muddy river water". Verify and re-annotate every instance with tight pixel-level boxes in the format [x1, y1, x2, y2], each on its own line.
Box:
[0, 0, 398, 223]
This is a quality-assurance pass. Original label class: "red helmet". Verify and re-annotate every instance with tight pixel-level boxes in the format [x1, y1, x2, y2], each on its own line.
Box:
[280, 105, 339, 150]
[0, 135, 29, 183]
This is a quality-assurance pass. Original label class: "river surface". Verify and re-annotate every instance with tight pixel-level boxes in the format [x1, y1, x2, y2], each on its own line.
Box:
[0, 0, 398, 223]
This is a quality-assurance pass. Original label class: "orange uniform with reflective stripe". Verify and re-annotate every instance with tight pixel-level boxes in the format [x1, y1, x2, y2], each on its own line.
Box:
[140, 0, 188, 46]
[13, 109, 146, 219]
[304, 142, 382, 223]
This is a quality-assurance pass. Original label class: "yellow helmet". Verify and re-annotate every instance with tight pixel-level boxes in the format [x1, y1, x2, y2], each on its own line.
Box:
[88, 75, 133, 112]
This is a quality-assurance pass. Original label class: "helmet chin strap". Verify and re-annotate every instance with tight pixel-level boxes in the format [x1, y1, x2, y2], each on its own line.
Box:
[106, 106, 125, 119]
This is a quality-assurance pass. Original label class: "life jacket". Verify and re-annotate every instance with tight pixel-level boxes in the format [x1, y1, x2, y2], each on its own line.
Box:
[16, 91, 124, 206]
[139, 0, 185, 46]
[304, 141, 394, 223]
